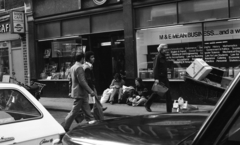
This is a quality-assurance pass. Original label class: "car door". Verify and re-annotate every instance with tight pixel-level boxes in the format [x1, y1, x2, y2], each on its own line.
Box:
[190, 73, 240, 145]
[0, 86, 65, 145]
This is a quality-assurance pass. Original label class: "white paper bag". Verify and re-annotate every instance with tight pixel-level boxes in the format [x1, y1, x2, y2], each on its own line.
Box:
[182, 101, 188, 109]
[173, 100, 179, 109]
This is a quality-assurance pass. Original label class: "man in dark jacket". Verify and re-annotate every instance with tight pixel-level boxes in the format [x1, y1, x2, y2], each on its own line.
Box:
[83, 51, 107, 111]
[145, 44, 173, 113]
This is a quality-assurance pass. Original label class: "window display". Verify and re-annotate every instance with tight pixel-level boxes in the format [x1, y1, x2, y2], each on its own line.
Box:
[136, 20, 240, 81]
[39, 39, 82, 80]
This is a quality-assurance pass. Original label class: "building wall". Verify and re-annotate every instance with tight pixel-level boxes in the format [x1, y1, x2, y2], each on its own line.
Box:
[4, 0, 24, 10]
[33, 0, 121, 18]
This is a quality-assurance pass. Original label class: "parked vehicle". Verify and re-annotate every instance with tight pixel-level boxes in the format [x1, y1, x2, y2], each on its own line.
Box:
[0, 83, 65, 145]
[62, 73, 240, 145]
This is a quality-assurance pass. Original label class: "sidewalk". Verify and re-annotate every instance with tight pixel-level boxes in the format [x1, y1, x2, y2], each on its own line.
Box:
[39, 97, 216, 117]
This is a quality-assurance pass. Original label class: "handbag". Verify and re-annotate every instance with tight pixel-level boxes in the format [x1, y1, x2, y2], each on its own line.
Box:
[151, 82, 169, 96]
[93, 96, 104, 120]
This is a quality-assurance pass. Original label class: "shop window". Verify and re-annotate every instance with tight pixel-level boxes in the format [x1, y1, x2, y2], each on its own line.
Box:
[38, 39, 82, 80]
[136, 24, 202, 81]
[136, 19, 240, 84]
[179, 0, 228, 23]
[135, 3, 177, 28]
[204, 20, 240, 78]
[230, 0, 240, 18]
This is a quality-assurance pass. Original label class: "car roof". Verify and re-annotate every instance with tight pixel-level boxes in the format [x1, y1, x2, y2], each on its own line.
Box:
[0, 83, 23, 89]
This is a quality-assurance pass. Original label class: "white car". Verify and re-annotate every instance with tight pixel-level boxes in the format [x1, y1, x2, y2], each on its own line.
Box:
[0, 83, 65, 145]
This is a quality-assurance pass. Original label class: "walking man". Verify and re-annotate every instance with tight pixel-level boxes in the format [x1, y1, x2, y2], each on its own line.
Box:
[145, 43, 173, 113]
[83, 51, 107, 111]
[62, 53, 97, 132]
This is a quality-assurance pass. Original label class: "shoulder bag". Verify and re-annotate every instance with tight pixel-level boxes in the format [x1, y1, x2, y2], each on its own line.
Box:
[151, 82, 169, 96]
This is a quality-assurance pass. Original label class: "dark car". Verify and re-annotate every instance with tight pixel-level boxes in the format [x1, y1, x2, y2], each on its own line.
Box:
[62, 73, 240, 145]
[62, 113, 208, 145]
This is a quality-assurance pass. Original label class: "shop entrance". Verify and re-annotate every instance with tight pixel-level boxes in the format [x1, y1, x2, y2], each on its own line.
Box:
[11, 47, 24, 84]
[90, 31, 125, 94]
[0, 45, 10, 82]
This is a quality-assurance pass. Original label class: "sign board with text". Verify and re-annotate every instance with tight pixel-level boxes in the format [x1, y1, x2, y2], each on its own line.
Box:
[147, 39, 240, 67]
[10, 11, 25, 33]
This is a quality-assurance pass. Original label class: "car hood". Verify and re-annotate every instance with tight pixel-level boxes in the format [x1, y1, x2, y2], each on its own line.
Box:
[63, 113, 208, 145]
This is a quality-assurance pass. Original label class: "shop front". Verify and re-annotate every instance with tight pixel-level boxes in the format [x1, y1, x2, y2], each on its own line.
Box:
[134, 0, 240, 101]
[0, 13, 29, 85]
[35, 10, 125, 97]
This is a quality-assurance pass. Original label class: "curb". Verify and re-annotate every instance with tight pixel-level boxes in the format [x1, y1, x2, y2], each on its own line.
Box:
[44, 106, 129, 118]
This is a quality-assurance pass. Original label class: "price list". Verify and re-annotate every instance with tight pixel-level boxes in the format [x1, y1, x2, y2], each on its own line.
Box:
[164, 40, 240, 66]
[204, 40, 240, 63]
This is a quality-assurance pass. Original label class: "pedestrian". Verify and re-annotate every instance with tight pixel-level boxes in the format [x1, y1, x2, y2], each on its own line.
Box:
[126, 78, 149, 106]
[83, 51, 107, 111]
[145, 43, 173, 113]
[109, 73, 125, 104]
[61, 53, 97, 132]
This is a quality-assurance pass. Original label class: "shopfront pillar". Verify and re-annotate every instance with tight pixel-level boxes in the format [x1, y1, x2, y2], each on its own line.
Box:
[27, 21, 37, 79]
[123, 0, 136, 80]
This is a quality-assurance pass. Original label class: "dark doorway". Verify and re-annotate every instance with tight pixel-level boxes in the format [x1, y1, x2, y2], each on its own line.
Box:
[90, 31, 124, 94]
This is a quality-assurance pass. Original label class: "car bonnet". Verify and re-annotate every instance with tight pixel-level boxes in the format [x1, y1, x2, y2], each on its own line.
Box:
[63, 113, 208, 145]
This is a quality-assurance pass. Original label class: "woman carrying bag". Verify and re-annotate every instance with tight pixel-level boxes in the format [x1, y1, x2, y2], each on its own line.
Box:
[145, 44, 172, 113]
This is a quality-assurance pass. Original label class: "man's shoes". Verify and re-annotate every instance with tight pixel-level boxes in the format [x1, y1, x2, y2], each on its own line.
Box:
[102, 107, 107, 111]
[110, 101, 113, 105]
[145, 105, 152, 112]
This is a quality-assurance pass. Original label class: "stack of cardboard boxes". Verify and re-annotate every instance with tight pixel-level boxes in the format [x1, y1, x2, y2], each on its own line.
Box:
[186, 59, 232, 89]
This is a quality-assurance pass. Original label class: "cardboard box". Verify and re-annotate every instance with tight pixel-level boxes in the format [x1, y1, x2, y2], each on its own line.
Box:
[186, 59, 212, 80]
[194, 66, 212, 80]
[206, 67, 224, 84]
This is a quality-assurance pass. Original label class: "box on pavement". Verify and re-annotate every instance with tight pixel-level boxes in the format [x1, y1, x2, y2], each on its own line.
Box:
[186, 59, 212, 80]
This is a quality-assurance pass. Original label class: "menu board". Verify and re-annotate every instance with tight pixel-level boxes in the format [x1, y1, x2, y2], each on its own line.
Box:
[147, 39, 240, 67]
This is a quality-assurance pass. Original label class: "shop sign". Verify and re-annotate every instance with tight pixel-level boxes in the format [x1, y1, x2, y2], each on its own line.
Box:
[0, 23, 9, 33]
[93, 0, 107, 5]
[10, 11, 25, 33]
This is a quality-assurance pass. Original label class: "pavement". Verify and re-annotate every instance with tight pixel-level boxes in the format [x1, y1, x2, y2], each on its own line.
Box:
[39, 97, 216, 117]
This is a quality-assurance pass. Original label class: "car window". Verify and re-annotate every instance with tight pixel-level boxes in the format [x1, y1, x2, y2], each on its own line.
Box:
[218, 109, 240, 145]
[0, 89, 41, 125]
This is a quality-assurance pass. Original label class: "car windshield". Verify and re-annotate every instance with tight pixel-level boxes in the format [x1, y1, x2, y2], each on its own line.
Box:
[0, 89, 41, 124]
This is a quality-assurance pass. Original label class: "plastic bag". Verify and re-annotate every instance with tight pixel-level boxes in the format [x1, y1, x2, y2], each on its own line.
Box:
[100, 88, 113, 103]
